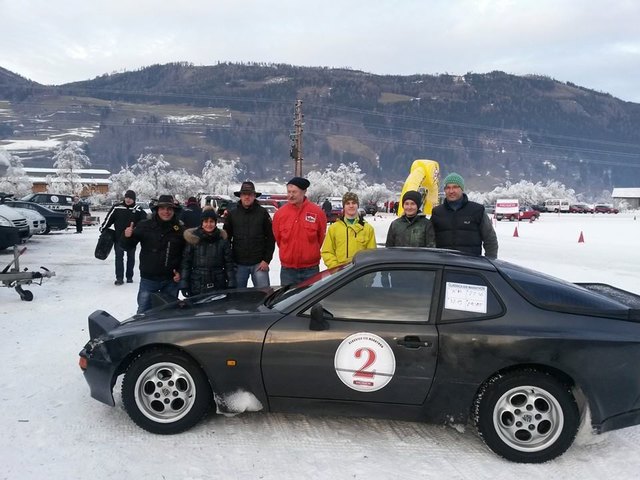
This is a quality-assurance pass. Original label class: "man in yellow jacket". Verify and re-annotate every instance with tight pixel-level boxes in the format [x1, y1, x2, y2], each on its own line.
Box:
[321, 192, 377, 268]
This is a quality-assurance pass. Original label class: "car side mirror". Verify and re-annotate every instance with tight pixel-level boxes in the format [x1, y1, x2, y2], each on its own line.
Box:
[309, 303, 331, 331]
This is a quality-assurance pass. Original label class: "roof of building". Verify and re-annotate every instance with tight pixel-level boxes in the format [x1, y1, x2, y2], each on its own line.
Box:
[612, 188, 640, 198]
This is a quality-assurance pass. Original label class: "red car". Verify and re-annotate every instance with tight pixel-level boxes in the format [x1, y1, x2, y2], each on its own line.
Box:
[569, 204, 593, 213]
[594, 204, 619, 214]
[496, 207, 540, 222]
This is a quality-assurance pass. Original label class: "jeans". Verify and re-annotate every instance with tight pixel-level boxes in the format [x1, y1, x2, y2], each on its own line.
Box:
[114, 243, 136, 281]
[280, 266, 319, 286]
[236, 263, 270, 288]
[137, 277, 180, 314]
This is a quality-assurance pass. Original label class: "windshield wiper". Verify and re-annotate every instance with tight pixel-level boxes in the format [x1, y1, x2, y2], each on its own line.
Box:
[264, 285, 292, 308]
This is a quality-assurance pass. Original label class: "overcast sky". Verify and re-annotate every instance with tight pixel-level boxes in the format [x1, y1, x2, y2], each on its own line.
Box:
[2, 0, 640, 102]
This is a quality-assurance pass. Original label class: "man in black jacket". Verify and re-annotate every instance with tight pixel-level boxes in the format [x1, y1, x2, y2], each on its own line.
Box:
[431, 173, 498, 258]
[121, 194, 186, 313]
[100, 190, 147, 285]
[223, 181, 275, 288]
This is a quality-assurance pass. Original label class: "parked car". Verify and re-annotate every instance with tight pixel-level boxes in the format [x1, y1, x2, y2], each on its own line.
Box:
[0, 216, 20, 250]
[262, 204, 277, 217]
[0, 204, 29, 240]
[13, 207, 46, 235]
[4, 200, 69, 234]
[495, 207, 540, 222]
[594, 204, 619, 214]
[79, 248, 640, 463]
[363, 203, 378, 215]
[21, 193, 75, 217]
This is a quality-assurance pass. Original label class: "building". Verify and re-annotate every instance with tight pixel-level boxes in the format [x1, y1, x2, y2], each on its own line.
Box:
[23, 167, 111, 195]
[612, 188, 640, 209]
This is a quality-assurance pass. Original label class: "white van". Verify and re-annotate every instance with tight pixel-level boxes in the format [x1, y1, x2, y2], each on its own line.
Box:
[543, 199, 570, 213]
[0, 204, 30, 239]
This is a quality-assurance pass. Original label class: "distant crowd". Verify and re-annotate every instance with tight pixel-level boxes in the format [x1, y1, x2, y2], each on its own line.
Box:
[98, 173, 498, 314]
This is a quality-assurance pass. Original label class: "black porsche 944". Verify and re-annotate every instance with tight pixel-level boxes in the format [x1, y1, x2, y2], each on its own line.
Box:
[79, 248, 640, 463]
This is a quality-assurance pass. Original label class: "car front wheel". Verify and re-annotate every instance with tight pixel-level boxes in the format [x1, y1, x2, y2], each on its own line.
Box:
[473, 370, 579, 463]
[122, 349, 213, 434]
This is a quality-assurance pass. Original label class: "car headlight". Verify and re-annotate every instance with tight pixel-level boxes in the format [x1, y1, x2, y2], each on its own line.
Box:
[0, 215, 13, 227]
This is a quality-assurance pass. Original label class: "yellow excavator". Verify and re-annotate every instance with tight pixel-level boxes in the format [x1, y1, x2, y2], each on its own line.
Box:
[397, 159, 440, 216]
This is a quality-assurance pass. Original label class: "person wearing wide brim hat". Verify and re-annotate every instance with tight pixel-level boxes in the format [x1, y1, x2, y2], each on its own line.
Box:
[152, 194, 182, 210]
[224, 181, 275, 288]
[121, 193, 186, 313]
[430, 173, 498, 258]
[233, 181, 262, 198]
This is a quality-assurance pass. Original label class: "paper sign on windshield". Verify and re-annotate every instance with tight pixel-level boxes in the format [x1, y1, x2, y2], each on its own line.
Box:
[445, 282, 488, 313]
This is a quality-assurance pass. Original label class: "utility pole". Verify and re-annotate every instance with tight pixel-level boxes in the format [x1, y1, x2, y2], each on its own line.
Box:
[289, 100, 304, 176]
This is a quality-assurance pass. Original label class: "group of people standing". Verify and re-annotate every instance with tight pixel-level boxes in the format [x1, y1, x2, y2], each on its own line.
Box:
[98, 172, 497, 314]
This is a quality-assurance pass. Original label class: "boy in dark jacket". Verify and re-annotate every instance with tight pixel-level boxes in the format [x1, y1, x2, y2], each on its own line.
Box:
[121, 194, 185, 313]
[385, 190, 435, 248]
[180, 207, 236, 296]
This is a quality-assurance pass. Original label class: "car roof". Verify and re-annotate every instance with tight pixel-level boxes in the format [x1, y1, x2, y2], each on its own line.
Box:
[353, 247, 496, 271]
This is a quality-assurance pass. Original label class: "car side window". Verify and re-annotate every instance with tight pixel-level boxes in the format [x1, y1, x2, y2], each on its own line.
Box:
[440, 271, 503, 322]
[308, 269, 436, 323]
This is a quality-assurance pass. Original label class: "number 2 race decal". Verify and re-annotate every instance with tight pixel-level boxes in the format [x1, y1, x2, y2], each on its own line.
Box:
[334, 332, 396, 392]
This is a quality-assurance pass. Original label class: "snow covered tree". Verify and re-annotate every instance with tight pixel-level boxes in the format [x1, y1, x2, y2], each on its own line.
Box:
[164, 169, 204, 202]
[201, 158, 240, 195]
[107, 167, 138, 203]
[0, 151, 33, 197]
[50, 141, 91, 195]
[132, 153, 170, 197]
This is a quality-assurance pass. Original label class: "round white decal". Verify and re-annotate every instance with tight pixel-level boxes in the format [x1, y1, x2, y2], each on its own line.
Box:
[334, 332, 396, 392]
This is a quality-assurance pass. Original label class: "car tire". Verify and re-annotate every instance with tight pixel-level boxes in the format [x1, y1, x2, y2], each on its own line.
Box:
[121, 348, 213, 434]
[473, 369, 579, 463]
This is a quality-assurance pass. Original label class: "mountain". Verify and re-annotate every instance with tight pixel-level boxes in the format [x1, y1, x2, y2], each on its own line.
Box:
[1, 62, 640, 194]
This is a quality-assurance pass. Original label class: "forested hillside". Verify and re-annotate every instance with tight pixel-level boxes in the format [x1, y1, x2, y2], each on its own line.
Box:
[1, 62, 640, 193]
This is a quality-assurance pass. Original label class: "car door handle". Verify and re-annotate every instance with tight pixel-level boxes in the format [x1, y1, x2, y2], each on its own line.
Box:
[397, 336, 431, 349]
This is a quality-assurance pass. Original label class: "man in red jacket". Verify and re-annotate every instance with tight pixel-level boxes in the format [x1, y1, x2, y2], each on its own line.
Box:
[272, 177, 327, 285]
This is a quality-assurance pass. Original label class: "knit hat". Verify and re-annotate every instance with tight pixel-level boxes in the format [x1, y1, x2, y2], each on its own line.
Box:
[443, 172, 465, 190]
[287, 176, 310, 190]
[186, 196, 198, 205]
[342, 192, 359, 206]
[124, 190, 136, 201]
[234, 181, 262, 198]
[201, 206, 217, 221]
[402, 190, 422, 208]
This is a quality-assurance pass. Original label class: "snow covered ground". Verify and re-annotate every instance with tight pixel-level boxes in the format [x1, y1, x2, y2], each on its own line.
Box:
[1, 211, 640, 480]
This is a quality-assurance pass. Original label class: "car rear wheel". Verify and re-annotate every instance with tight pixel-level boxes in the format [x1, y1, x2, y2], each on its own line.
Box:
[122, 349, 213, 434]
[473, 370, 579, 463]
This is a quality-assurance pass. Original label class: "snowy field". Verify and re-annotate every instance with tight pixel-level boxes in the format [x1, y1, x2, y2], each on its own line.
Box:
[1, 211, 640, 480]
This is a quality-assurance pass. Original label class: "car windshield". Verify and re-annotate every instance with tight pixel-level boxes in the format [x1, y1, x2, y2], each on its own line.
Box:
[268, 263, 353, 311]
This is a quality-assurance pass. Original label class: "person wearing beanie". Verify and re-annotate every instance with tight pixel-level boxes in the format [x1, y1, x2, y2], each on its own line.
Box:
[321, 191, 376, 268]
[430, 173, 498, 258]
[224, 180, 275, 288]
[180, 206, 236, 297]
[385, 190, 435, 248]
[99, 189, 147, 285]
[273, 176, 327, 285]
[179, 195, 203, 229]
[121, 194, 186, 313]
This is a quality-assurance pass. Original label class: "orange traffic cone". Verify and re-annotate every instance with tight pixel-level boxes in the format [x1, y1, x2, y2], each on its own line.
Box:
[513, 226, 519, 237]
[578, 231, 585, 243]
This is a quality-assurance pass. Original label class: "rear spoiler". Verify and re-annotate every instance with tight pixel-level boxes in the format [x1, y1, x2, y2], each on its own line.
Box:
[576, 283, 640, 321]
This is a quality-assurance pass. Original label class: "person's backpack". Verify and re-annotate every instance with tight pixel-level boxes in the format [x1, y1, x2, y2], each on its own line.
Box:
[94, 229, 116, 260]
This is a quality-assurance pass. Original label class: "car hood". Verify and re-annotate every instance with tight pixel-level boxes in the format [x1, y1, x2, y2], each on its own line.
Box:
[124, 287, 274, 323]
